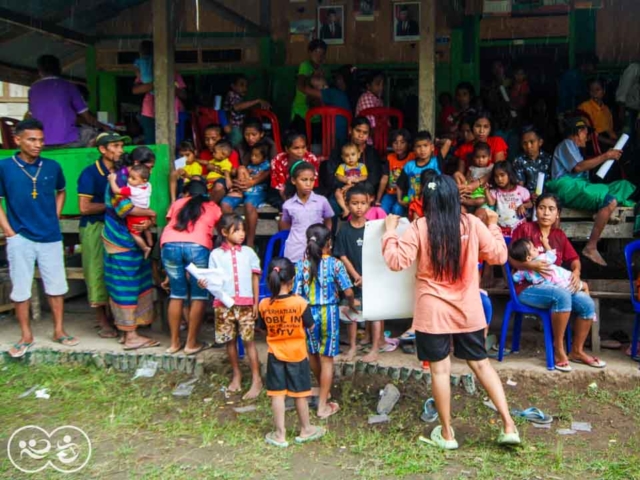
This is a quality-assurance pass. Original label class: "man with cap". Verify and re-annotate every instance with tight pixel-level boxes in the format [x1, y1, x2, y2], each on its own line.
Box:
[0, 119, 76, 357]
[547, 117, 634, 266]
[77, 132, 131, 338]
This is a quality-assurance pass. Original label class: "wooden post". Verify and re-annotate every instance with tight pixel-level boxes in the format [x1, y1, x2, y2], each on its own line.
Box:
[152, 0, 176, 156]
[85, 46, 98, 112]
[418, 0, 436, 132]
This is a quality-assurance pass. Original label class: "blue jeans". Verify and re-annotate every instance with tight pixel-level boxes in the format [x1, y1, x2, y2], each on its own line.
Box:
[161, 242, 211, 300]
[380, 193, 407, 216]
[518, 284, 596, 320]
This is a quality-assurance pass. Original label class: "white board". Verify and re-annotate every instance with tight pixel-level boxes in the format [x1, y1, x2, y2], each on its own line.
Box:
[362, 219, 416, 321]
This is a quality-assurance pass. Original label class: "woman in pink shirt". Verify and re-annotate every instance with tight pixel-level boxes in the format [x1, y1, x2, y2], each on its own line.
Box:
[160, 180, 222, 354]
[382, 174, 519, 450]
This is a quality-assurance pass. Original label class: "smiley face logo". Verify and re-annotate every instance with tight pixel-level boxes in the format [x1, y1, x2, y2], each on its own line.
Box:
[7, 425, 92, 473]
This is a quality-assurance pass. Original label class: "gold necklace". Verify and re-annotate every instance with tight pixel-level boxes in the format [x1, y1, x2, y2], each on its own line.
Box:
[12, 155, 43, 199]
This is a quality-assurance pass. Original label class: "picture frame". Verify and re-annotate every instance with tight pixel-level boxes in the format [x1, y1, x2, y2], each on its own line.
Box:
[317, 5, 345, 45]
[354, 0, 375, 21]
[393, 2, 420, 42]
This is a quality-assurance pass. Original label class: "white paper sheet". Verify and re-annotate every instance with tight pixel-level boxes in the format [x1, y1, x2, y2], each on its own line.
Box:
[185, 263, 235, 307]
[174, 156, 187, 169]
[362, 219, 416, 321]
[596, 134, 629, 179]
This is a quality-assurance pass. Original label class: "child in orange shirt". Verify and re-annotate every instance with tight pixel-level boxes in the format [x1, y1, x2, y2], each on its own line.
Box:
[376, 128, 415, 215]
[259, 257, 326, 448]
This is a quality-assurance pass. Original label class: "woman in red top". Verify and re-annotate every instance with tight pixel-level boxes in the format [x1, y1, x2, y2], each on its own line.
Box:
[453, 111, 507, 189]
[510, 193, 603, 371]
[383, 175, 519, 450]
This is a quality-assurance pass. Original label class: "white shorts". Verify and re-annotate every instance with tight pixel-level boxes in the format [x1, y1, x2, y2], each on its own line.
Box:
[6, 234, 68, 302]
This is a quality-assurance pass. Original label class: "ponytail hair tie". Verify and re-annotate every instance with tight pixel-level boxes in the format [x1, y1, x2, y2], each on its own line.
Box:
[273, 266, 280, 273]
[309, 236, 317, 242]
[289, 160, 304, 175]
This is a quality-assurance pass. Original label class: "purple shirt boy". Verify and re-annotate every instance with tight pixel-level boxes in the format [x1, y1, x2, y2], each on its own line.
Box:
[282, 192, 334, 262]
[28, 77, 88, 146]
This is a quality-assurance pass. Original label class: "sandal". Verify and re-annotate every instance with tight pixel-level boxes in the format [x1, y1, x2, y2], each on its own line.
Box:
[318, 402, 340, 419]
[294, 426, 326, 444]
[420, 398, 438, 423]
[9, 341, 35, 358]
[511, 407, 553, 425]
[123, 338, 160, 351]
[429, 425, 458, 450]
[569, 356, 606, 368]
[265, 432, 288, 448]
[184, 342, 212, 356]
[97, 328, 118, 339]
[497, 428, 521, 446]
[54, 336, 79, 347]
[554, 361, 572, 373]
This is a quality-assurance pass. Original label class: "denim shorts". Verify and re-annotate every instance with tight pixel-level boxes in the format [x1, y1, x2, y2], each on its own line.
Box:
[6, 234, 68, 302]
[221, 190, 266, 210]
[161, 242, 211, 300]
[518, 284, 596, 320]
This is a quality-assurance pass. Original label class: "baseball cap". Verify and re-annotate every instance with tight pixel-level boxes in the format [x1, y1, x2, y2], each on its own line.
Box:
[565, 117, 593, 132]
[95, 132, 131, 146]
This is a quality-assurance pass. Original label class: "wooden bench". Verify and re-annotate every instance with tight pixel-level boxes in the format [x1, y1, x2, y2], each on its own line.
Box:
[559, 207, 634, 240]
[483, 279, 630, 354]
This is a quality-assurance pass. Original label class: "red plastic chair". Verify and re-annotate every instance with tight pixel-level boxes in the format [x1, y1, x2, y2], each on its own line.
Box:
[305, 107, 352, 161]
[0, 117, 19, 149]
[251, 108, 283, 153]
[191, 107, 221, 152]
[359, 107, 404, 156]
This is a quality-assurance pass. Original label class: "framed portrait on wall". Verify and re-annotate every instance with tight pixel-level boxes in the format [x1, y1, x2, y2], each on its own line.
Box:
[317, 5, 345, 45]
[393, 2, 420, 42]
[354, 0, 375, 21]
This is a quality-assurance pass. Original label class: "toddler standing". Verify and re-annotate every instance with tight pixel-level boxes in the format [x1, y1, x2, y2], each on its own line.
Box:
[485, 161, 532, 236]
[108, 166, 154, 258]
[259, 257, 326, 447]
[201, 214, 263, 400]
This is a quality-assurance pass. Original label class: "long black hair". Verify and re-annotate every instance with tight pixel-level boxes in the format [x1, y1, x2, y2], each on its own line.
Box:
[421, 174, 464, 283]
[174, 180, 210, 232]
[284, 161, 316, 199]
[304, 224, 331, 285]
[267, 257, 296, 302]
[489, 161, 518, 189]
[116, 146, 155, 170]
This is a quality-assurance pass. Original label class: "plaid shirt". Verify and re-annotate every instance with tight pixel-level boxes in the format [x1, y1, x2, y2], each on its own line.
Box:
[270, 152, 320, 191]
[355, 91, 383, 127]
[223, 90, 244, 127]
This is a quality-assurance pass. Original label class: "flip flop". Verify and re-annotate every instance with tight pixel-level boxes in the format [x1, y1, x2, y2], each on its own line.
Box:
[377, 384, 401, 415]
[511, 407, 553, 424]
[97, 328, 118, 339]
[569, 356, 606, 368]
[554, 362, 572, 373]
[379, 342, 398, 353]
[400, 331, 416, 341]
[265, 432, 288, 448]
[123, 338, 161, 351]
[420, 398, 439, 423]
[184, 342, 212, 356]
[53, 336, 79, 347]
[318, 402, 340, 419]
[497, 428, 521, 446]
[429, 426, 458, 450]
[9, 341, 35, 358]
[165, 344, 183, 354]
[401, 343, 415, 354]
[295, 426, 326, 444]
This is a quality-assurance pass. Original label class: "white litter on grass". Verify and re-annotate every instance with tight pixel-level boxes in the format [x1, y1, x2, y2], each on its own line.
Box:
[35, 388, 50, 400]
[233, 405, 257, 413]
[506, 378, 518, 387]
[368, 414, 390, 425]
[532, 422, 552, 429]
[173, 378, 198, 397]
[571, 421, 592, 432]
[18, 385, 40, 398]
[483, 398, 498, 412]
[557, 428, 577, 435]
[132, 360, 158, 379]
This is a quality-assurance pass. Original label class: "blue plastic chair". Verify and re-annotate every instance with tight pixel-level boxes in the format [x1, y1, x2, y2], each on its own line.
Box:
[258, 230, 290, 300]
[498, 262, 571, 371]
[624, 240, 640, 359]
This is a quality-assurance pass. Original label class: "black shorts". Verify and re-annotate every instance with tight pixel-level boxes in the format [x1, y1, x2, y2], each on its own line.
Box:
[415, 329, 487, 362]
[266, 353, 312, 398]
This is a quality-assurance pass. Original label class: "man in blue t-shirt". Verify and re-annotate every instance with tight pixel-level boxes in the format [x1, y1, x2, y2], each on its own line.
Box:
[0, 118, 75, 358]
[77, 132, 129, 339]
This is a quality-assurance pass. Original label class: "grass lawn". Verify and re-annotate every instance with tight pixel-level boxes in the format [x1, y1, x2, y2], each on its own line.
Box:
[1, 362, 639, 479]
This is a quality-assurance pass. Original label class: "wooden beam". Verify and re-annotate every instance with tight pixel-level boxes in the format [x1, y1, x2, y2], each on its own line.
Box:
[0, 61, 39, 87]
[418, 0, 436, 132]
[202, 0, 269, 35]
[153, 0, 176, 158]
[86, 46, 98, 112]
[0, 7, 95, 46]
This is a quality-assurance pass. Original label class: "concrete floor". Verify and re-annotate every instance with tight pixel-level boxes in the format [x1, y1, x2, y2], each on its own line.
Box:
[1, 296, 639, 379]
